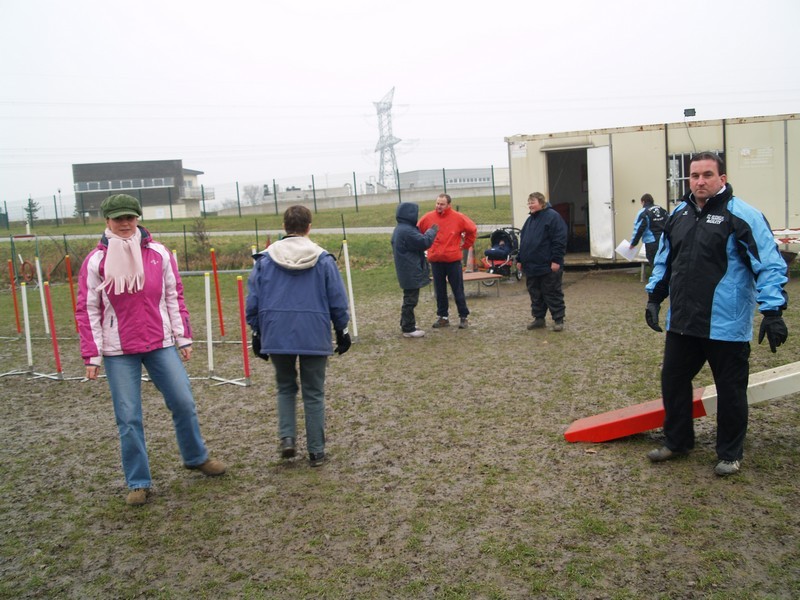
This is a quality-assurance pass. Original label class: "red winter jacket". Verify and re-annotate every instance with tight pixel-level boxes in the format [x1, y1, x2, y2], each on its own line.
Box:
[418, 205, 477, 263]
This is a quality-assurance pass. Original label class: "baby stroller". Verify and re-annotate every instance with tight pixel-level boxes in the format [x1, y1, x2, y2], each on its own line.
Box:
[480, 227, 522, 285]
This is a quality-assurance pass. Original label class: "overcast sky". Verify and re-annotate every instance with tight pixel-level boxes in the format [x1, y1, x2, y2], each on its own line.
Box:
[1, 0, 798, 202]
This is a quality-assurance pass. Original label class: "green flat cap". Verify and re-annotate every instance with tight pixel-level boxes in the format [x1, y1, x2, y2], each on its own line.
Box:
[101, 194, 142, 219]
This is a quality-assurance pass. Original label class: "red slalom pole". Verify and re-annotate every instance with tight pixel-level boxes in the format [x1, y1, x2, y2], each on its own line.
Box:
[64, 254, 78, 333]
[210, 248, 225, 338]
[43, 282, 63, 378]
[236, 276, 251, 385]
[8, 259, 21, 333]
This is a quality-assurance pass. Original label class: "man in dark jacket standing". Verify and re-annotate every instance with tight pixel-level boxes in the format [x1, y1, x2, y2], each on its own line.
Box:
[644, 152, 788, 477]
[391, 202, 438, 338]
[518, 192, 568, 331]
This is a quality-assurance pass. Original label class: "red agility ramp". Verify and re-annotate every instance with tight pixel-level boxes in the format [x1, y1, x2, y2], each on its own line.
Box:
[564, 361, 800, 443]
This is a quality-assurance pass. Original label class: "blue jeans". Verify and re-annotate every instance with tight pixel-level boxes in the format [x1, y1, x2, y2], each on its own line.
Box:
[270, 354, 328, 455]
[431, 261, 469, 319]
[105, 346, 208, 490]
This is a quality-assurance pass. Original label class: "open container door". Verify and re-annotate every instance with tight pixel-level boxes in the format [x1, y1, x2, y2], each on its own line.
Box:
[587, 146, 615, 259]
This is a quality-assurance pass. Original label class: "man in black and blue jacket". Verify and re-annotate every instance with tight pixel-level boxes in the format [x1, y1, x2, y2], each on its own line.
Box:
[629, 193, 668, 267]
[644, 152, 788, 476]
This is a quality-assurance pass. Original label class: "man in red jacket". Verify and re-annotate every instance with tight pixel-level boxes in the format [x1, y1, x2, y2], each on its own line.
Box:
[418, 193, 478, 329]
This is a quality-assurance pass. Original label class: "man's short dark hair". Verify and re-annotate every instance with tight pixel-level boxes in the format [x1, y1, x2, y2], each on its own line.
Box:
[437, 193, 452, 204]
[283, 205, 312, 235]
[641, 193, 654, 205]
[691, 151, 726, 175]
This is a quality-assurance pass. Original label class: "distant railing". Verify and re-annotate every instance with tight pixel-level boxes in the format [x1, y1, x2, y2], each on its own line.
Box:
[0, 165, 507, 227]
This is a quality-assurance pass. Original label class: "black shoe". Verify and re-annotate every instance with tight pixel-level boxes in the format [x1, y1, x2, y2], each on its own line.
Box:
[280, 437, 296, 459]
[432, 317, 449, 328]
[527, 318, 546, 330]
[309, 452, 326, 467]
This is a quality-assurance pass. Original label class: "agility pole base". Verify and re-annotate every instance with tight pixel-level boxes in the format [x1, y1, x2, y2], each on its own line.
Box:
[564, 361, 800, 443]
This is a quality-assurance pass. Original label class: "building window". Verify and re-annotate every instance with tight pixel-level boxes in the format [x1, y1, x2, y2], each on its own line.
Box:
[667, 151, 725, 204]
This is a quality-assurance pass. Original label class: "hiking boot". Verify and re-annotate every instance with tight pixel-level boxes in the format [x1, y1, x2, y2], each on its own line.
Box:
[280, 437, 296, 458]
[185, 458, 227, 476]
[553, 320, 564, 332]
[126, 488, 149, 506]
[432, 317, 449, 328]
[527, 318, 546, 330]
[714, 459, 741, 476]
[647, 446, 688, 462]
[309, 452, 327, 467]
[402, 329, 426, 338]
[458, 318, 469, 329]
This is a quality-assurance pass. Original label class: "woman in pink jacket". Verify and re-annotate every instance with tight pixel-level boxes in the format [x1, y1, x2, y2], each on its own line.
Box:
[76, 194, 225, 506]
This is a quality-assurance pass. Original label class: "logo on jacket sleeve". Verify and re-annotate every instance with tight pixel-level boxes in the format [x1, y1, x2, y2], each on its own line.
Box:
[706, 215, 725, 225]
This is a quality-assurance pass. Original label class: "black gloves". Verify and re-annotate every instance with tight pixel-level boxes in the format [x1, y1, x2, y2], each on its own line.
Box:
[251, 331, 269, 361]
[334, 328, 351, 355]
[645, 302, 663, 332]
[758, 310, 788, 353]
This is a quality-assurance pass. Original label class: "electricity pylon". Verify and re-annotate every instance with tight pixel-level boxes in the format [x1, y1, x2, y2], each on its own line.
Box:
[374, 87, 400, 188]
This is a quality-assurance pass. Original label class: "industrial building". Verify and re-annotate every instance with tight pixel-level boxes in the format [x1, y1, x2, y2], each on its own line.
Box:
[72, 159, 204, 219]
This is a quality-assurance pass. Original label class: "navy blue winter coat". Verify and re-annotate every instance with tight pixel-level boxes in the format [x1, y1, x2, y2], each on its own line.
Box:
[391, 202, 438, 290]
[517, 206, 567, 276]
[246, 236, 350, 355]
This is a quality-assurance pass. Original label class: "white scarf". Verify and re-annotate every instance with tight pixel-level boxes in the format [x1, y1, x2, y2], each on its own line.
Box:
[97, 228, 145, 294]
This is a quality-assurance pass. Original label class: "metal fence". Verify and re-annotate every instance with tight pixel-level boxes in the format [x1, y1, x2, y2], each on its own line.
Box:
[1, 166, 509, 228]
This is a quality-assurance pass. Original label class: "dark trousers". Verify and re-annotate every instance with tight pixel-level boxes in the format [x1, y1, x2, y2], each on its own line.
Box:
[661, 332, 750, 461]
[431, 261, 469, 319]
[400, 288, 421, 332]
[645, 241, 659, 267]
[525, 270, 565, 322]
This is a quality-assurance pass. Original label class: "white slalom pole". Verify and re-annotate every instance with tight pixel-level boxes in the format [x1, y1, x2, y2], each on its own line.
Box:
[35, 257, 49, 335]
[205, 272, 215, 376]
[21, 283, 33, 372]
[341, 239, 358, 340]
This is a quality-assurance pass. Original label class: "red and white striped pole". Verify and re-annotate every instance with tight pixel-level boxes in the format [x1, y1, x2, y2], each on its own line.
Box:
[43, 282, 63, 380]
[210, 248, 225, 339]
[8, 259, 21, 334]
[236, 276, 251, 386]
[64, 255, 78, 333]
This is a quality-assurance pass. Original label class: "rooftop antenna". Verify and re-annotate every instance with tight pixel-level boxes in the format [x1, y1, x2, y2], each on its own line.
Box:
[374, 87, 401, 188]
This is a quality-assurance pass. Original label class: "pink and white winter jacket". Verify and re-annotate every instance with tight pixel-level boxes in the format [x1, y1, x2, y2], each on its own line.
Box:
[76, 226, 192, 366]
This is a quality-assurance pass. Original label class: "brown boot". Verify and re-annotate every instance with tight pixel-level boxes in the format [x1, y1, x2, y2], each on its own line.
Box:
[126, 488, 149, 506]
[186, 458, 227, 476]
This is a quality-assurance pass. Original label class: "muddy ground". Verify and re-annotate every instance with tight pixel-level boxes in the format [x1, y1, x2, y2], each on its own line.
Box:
[1, 271, 798, 599]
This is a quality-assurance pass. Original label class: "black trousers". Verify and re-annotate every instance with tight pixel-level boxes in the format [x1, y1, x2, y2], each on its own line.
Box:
[525, 270, 565, 322]
[661, 332, 750, 461]
[400, 288, 421, 333]
[644, 241, 659, 267]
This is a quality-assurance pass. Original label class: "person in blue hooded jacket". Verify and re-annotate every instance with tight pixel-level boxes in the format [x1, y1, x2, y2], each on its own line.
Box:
[246, 205, 350, 467]
[391, 202, 438, 338]
[629, 193, 668, 267]
[644, 152, 788, 477]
